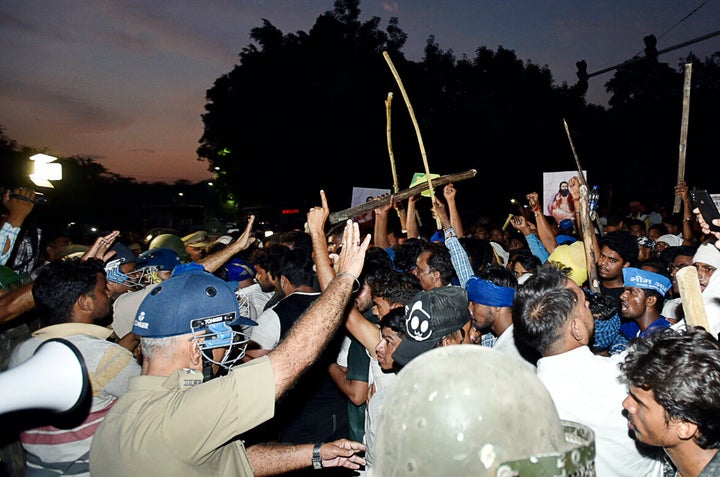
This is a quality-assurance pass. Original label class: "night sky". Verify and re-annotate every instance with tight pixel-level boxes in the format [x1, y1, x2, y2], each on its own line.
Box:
[1, 1, 719, 183]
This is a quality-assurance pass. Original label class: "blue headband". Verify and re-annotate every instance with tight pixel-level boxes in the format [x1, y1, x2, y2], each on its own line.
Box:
[466, 276, 515, 307]
[622, 267, 671, 296]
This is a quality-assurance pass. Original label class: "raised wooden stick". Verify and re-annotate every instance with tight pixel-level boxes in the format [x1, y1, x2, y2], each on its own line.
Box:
[674, 62, 693, 214]
[385, 92, 399, 194]
[577, 184, 600, 293]
[386, 92, 407, 231]
[329, 169, 477, 224]
[383, 51, 441, 229]
[563, 118, 605, 237]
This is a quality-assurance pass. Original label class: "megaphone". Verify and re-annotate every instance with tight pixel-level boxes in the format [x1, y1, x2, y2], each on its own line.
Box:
[0, 338, 90, 415]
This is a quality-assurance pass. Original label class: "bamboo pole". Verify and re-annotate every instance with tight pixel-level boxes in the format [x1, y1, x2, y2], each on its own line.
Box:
[382, 51, 441, 229]
[386, 92, 407, 231]
[674, 63, 693, 214]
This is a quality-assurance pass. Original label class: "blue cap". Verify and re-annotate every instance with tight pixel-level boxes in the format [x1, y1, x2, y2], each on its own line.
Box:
[133, 271, 257, 338]
[622, 267, 671, 296]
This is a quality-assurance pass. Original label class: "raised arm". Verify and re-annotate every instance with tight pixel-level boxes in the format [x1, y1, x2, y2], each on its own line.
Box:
[306, 190, 335, 291]
[269, 220, 370, 398]
[568, 176, 600, 259]
[196, 216, 256, 272]
[443, 183, 464, 238]
[1, 187, 36, 264]
[405, 194, 420, 239]
[528, 191, 558, 254]
[675, 181, 695, 245]
[373, 194, 393, 250]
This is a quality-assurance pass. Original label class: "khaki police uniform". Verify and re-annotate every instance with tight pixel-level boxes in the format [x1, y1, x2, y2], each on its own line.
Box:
[90, 356, 274, 476]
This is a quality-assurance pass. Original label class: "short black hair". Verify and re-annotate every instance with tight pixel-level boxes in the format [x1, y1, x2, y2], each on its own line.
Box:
[620, 327, 720, 449]
[32, 257, 106, 325]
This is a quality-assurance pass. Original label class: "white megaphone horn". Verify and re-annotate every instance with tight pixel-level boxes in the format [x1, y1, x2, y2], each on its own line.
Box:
[0, 338, 90, 415]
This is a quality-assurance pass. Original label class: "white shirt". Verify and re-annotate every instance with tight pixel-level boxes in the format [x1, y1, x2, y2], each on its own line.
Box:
[537, 346, 664, 477]
[493, 324, 536, 372]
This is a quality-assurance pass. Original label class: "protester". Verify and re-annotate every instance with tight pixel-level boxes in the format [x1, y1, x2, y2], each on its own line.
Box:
[620, 327, 720, 477]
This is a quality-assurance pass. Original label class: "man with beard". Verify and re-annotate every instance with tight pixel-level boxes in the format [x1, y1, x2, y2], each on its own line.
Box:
[548, 180, 576, 224]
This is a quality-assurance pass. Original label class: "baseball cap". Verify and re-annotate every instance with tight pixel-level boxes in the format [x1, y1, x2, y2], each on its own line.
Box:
[392, 286, 471, 367]
[133, 270, 257, 338]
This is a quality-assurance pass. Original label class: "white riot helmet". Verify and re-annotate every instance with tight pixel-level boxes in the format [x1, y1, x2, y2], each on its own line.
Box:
[368, 346, 595, 477]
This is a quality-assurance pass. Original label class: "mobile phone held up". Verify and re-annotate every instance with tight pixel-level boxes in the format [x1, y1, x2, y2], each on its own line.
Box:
[690, 189, 720, 232]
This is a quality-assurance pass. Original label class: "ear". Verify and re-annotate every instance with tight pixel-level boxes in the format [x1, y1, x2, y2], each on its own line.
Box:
[76, 294, 93, 312]
[645, 294, 658, 308]
[188, 338, 203, 367]
[569, 318, 584, 342]
[675, 418, 699, 442]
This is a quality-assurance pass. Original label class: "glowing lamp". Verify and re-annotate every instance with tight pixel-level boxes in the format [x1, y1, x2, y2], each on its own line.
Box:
[29, 153, 62, 188]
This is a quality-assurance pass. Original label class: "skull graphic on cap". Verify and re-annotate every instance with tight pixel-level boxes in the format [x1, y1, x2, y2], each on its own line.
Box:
[406, 300, 432, 341]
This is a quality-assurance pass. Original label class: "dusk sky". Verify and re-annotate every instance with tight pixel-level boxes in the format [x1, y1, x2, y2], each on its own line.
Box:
[1, 1, 719, 183]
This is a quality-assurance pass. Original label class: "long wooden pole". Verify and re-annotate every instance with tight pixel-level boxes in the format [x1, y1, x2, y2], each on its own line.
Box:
[385, 92, 400, 194]
[674, 63, 693, 214]
[578, 185, 600, 293]
[382, 51, 441, 229]
[329, 169, 477, 224]
[563, 118, 605, 237]
[386, 92, 407, 231]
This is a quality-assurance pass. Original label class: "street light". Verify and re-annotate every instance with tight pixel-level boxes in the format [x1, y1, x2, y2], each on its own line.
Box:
[29, 153, 61, 188]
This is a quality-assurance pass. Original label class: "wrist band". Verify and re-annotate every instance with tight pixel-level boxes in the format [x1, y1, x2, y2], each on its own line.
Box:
[312, 443, 323, 470]
[336, 272, 361, 293]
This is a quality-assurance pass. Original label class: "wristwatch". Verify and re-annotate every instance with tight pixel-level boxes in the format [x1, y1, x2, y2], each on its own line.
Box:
[312, 443, 323, 470]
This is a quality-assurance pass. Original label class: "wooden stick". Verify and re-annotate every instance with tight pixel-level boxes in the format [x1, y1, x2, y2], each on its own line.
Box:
[563, 118, 605, 237]
[674, 63, 693, 214]
[577, 185, 600, 293]
[676, 265, 710, 331]
[329, 169, 477, 224]
[382, 51, 441, 229]
[385, 92, 399, 195]
[386, 92, 407, 231]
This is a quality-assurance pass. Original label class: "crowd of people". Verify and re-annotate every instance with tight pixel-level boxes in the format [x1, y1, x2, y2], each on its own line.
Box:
[1, 178, 720, 477]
